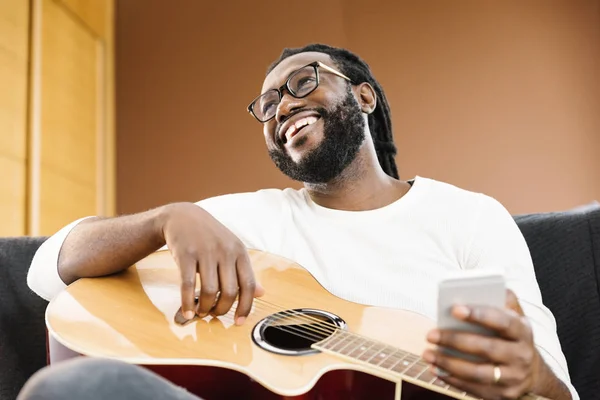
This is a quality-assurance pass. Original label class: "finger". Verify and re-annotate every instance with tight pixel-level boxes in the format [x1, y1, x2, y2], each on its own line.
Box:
[450, 305, 524, 341]
[506, 289, 525, 316]
[423, 349, 500, 385]
[255, 280, 265, 297]
[427, 330, 518, 364]
[211, 258, 238, 316]
[176, 253, 198, 320]
[196, 255, 219, 317]
[234, 251, 257, 324]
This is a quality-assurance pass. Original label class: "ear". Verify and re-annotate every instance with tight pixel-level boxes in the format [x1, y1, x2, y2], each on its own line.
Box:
[354, 82, 377, 114]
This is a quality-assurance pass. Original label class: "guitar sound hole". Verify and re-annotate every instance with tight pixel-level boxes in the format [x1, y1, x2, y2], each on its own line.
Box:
[252, 308, 346, 356]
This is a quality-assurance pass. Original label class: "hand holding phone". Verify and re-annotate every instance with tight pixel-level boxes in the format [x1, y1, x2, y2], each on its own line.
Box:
[436, 271, 506, 362]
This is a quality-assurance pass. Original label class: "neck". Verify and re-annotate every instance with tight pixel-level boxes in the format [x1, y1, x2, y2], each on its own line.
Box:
[304, 145, 410, 211]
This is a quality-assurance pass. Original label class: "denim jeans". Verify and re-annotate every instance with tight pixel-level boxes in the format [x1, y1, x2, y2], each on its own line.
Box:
[18, 358, 200, 400]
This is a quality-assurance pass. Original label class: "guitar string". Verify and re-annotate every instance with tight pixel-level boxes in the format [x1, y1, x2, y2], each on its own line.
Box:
[190, 297, 433, 374]
[235, 311, 476, 400]
[234, 304, 439, 385]
[180, 297, 471, 397]
[226, 298, 435, 374]
[243, 301, 544, 400]
[192, 294, 402, 350]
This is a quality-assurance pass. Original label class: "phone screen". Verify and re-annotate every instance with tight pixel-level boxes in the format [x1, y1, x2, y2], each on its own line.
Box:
[436, 273, 506, 362]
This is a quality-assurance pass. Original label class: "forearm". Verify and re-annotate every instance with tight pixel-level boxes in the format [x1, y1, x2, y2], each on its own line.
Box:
[58, 205, 171, 285]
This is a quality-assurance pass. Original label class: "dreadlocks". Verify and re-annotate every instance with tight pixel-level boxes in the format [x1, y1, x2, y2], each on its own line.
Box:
[267, 43, 399, 179]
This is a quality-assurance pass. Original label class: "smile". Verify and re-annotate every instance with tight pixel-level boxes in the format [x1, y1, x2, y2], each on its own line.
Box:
[284, 116, 319, 143]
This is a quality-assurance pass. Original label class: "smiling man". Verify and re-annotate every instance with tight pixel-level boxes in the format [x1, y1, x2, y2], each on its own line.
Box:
[21, 44, 577, 400]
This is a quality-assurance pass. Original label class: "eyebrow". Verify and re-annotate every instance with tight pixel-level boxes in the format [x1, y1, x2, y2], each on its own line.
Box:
[262, 62, 313, 93]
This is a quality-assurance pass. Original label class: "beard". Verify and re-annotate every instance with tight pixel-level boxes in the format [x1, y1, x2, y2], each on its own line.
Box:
[268, 89, 366, 184]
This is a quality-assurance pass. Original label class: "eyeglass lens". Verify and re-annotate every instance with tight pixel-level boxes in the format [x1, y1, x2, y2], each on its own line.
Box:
[252, 65, 318, 122]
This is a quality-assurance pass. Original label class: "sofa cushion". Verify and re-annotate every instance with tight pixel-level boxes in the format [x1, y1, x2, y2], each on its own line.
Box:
[0, 237, 48, 400]
[514, 203, 600, 399]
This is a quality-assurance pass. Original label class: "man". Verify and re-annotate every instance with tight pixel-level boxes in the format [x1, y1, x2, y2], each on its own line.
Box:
[20, 44, 577, 400]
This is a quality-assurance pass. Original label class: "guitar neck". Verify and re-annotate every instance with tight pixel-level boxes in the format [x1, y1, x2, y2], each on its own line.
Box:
[312, 330, 549, 400]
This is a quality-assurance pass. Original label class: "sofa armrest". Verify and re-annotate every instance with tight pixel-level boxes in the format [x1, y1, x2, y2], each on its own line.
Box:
[0, 237, 49, 400]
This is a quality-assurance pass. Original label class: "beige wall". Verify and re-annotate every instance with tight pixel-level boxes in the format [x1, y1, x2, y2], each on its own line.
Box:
[116, 0, 600, 216]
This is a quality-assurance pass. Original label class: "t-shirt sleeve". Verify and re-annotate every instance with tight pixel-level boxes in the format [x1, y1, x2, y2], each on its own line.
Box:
[28, 190, 287, 302]
[464, 195, 579, 399]
[27, 217, 94, 301]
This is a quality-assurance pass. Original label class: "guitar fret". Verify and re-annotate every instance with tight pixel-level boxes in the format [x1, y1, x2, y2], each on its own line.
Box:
[373, 345, 403, 367]
[346, 340, 375, 358]
[356, 342, 385, 362]
[314, 333, 478, 399]
[314, 331, 484, 399]
[336, 335, 363, 354]
[376, 348, 404, 368]
[329, 332, 357, 353]
[364, 343, 390, 363]
[414, 368, 438, 384]
[320, 331, 348, 349]
[387, 350, 411, 371]
[391, 353, 420, 374]
[403, 359, 429, 378]
[413, 364, 429, 379]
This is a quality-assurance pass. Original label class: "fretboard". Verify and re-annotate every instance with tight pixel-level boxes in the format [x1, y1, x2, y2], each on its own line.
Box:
[312, 329, 547, 400]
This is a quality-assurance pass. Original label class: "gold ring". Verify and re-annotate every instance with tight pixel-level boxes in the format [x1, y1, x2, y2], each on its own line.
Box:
[493, 365, 502, 384]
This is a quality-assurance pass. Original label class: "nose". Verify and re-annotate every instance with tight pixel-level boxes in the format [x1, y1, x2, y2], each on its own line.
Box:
[275, 92, 305, 124]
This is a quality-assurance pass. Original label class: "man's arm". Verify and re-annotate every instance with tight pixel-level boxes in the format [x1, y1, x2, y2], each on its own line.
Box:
[27, 205, 173, 302]
[457, 194, 577, 399]
[56, 207, 167, 285]
[27, 201, 261, 322]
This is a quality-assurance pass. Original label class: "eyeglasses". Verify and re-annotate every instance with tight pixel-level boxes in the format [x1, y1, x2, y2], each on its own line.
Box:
[247, 61, 353, 123]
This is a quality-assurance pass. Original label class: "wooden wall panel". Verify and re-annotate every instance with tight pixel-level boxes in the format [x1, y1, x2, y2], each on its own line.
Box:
[29, 0, 113, 235]
[58, 0, 108, 39]
[0, 45, 28, 160]
[0, 0, 29, 60]
[38, 3, 98, 186]
[0, 157, 26, 236]
[39, 169, 96, 235]
[0, 0, 29, 235]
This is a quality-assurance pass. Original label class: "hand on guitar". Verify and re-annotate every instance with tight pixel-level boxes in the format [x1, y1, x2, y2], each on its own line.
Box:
[422, 289, 569, 400]
[162, 203, 265, 325]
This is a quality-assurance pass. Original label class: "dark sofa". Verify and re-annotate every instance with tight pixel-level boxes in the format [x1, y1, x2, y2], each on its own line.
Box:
[1, 204, 599, 400]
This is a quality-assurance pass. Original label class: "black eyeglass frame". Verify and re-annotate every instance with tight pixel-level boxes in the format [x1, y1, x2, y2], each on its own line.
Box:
[247, 61, 353, 123]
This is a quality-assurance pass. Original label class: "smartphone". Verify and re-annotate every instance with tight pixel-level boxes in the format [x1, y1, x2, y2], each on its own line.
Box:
[436, 271, 506, 362]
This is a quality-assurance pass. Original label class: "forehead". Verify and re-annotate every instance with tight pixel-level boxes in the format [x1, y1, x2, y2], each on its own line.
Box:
[261, 51, 334, 93]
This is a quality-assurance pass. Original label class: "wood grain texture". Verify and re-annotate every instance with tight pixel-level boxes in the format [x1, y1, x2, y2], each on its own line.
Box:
[38, 168, 95, 235]
[47, 250, 551, 400]
[0, 53, 28, 159]
[57, 0, 108, 39]
[0, 156, 26, 235]
[0, 0, 29, 60]
[38, 0, 99, 185]
[47, 250, 436, 397]
[0, 0, 29, 235]
[29, 0, 112, 234]
[102, 0, 115, 217]
[0, 0, 29, 159]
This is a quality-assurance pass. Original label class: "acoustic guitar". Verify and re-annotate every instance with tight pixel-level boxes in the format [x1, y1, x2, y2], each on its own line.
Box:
[45, 250, 548, 400]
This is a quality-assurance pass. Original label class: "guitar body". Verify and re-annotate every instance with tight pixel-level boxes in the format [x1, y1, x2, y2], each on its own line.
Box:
[45, 250, 464, 399]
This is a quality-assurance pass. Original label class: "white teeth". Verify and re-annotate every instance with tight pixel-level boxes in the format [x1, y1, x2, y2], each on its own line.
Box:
[285, 125, 296, 141]
[284, 116, 319, 142]
[294, 119, 308, 129]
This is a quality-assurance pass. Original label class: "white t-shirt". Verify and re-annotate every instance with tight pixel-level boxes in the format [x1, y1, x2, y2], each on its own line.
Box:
[27, 176, 578, 398]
